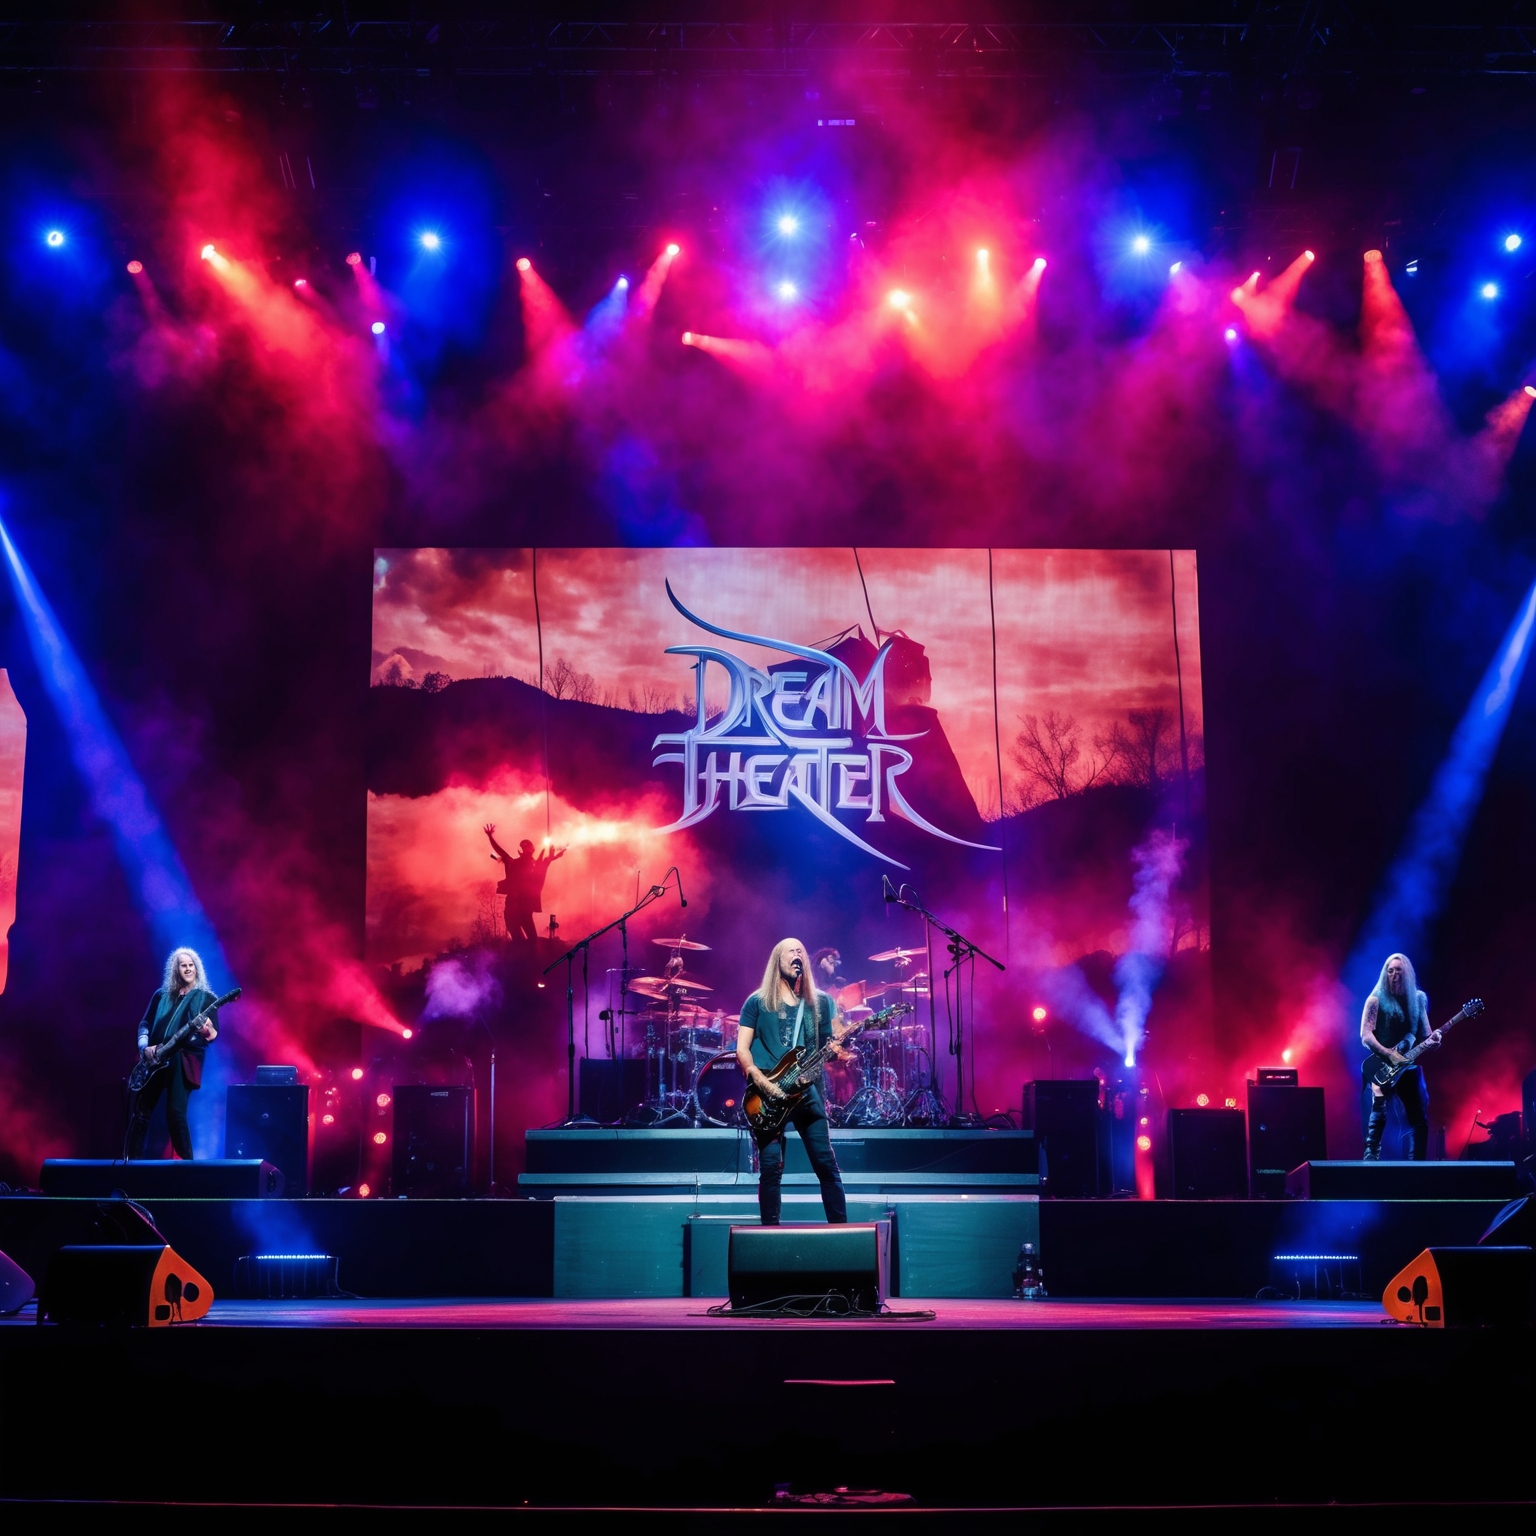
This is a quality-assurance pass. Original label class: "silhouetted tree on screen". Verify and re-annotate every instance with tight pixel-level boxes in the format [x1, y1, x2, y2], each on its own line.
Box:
[1011, 711, 1121, 809]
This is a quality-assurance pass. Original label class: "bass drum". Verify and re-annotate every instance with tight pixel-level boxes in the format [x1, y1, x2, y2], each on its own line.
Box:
[695, 1052, 748, 1127]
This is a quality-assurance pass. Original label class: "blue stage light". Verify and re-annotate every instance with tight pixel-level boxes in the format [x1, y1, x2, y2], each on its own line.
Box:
[44, 230, 64, 248]
[1131, 234, 1151, 256]
[616, 276, 629, 290]
[1224, 326, 1239, 343]
[777, 214, 800, 237]
[420, 231, 442, 251]
[1505, 234, 1522, 252]
[371, 320, 386, 335]
[1481, 282, 1500, 300]
[1406, 261, 1419, 275]
[777, 280, 797, 300]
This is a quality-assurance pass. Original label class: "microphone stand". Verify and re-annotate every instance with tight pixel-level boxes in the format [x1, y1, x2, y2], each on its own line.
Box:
[544, 870, 685, 1127]
[884, 880, 1004, 1127]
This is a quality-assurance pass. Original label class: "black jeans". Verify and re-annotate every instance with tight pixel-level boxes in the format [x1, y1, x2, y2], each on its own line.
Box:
[1365, 1068, 1430, 1160]
[129, 1060, 195, 1160]
[754, 1097, 847, 1225]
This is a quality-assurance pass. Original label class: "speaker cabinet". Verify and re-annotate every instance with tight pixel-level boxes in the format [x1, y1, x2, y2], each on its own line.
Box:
[1247, 1085, 1327, 1197]
[225, 1084, 311, 1197]
[1022, 1080, 1100, 1197]
[1382, 1246, 1533, 1327]
[728, 1222, 890, 1313]
[0, 1248, 34, 1314]
[392, 1085, 475, 1197]
[40, 1245, 213, 1327]
[1166, 1108, 1249, 1199]
[578, 1058, 647, 1123]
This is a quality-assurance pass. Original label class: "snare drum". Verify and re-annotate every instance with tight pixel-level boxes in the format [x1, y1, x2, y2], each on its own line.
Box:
[694, 1051, 748, 1127]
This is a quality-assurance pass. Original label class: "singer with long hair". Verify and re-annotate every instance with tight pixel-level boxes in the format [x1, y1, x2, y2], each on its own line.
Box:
[735, 936, 847, 1225]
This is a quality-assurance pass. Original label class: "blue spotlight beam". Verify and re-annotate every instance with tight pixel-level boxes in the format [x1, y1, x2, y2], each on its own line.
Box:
[0, 515, 232, 1153]
[1343, 575, 1536, 1004]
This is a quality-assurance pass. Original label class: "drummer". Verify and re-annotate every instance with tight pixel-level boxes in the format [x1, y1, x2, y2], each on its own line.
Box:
[813, 948, 847, 992]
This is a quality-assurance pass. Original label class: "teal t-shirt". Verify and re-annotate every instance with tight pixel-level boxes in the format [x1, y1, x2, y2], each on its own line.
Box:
[740, 989, 835, 1105]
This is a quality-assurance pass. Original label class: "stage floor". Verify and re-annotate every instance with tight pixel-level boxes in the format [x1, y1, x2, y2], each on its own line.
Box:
[27, 1294, 1388, 1330]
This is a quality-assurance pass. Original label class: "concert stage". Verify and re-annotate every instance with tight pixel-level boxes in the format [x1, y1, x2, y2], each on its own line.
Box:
[2, 1293, 1532, 1509]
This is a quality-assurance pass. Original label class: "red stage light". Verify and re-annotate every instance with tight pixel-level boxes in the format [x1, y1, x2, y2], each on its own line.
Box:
[401, 1027, 413, 1039]
[666, 243, 681, 257]
[1363, 249, 1383, 264]
[372, 1131, 387, 1145]
[358, 1183, 371, 1198]
[1224, 1097, 1238, 1109]
[681, 331, 694, 345]
[1139, 1116, 1149, 1127]
[516, 257, 532, 272]
[126, 259, 143, 275]
[294, 278, 307, 289]
[322, 1113, 335, 1126]
[1136, 1134, 1152, 1152]
[976, 248, 989, 264]
[1304, 250, 1316, 262]
[375, 1093, 391, 1108]
[200, 244, 216, 261]
[346, 251, 362, 266]
[1032, 257, 1047, 272]
[1031, 1005, 1047, 1023]
[350, 1067, 364, 1081]
[1195, 1093, 1210, 1107]
[1230, 286, 1246, 303]
[1525, 385, 1536, 399]
[1281, 1048, 1294, 1064]
[888, 289, 911, 309]
[536, 981, 546, 989]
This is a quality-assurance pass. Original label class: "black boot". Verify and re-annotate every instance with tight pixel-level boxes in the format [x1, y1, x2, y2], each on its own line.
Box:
[1364, 1106, 1387, 1161]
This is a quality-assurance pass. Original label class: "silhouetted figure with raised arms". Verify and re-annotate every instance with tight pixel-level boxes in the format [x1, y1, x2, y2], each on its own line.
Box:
[484, 823, 565, 941]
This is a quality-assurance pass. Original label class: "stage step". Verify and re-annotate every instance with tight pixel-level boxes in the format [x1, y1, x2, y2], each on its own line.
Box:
[1286, 1160, 1519, 1200]
[40, 1159, 286, 1199]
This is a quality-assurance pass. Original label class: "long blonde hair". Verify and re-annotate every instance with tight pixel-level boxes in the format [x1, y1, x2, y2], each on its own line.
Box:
[162, 947, 208, 994]
[757, 938, 819, 1016]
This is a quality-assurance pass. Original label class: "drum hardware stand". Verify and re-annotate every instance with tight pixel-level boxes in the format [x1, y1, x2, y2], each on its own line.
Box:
[544, 868, 685, 1128]
[881, 876, 1005, 1127]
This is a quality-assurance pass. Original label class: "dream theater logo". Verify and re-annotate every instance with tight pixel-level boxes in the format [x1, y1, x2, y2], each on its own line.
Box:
[653, 583, 997, 868]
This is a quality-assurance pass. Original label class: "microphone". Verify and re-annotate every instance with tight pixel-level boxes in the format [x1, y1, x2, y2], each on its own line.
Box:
[882, 874, 897, 903]
[791, 957, 804, 976]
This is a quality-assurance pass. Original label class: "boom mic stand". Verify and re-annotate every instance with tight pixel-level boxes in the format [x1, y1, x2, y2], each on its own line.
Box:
[544, 868, 686, 1128]
[882, 878, 1005, 1127]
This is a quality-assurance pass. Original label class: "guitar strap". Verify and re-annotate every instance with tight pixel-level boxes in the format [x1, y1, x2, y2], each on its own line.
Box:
[786, 998, 806, 1054]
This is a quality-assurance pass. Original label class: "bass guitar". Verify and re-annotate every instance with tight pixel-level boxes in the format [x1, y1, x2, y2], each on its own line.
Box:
[743, 1001, 912, 1137]
[1363, 997, 1483, 1092]
[128, 988, 242, 1094]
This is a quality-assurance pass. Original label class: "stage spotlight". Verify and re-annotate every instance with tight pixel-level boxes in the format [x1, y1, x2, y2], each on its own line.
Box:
[372, 1131, 387, 1145]
[126, 260, 143, 275]
[45, 230, 64, 248]
[358, 1183, 372, 1198]
[346, 251, 362, 266]
[888, 289, 911, 309]
[1131, 234, 1151, 255]
[1224, 327, 1239, 343]
[1136, 1134, 1152, 1152]
[666, 242, 681, 256]
[1031, 1005, 1047, 1023]
[777, 280, 797, 300]
[1505, 234, 1522, 252]
[322, 1114, 335, 1126]
[376, 1093, 391, 1108]
[616, 276, 629, 290]
[681, 331, 694, 345]
[401, 1028, 413, 1040]
[1525, 385, 1536, 399]
[1223, 1097, 1237, 1109]
[200, 244, 216, 261]
[1123, 1050, 1135, 1068]
[420, 231, 441, 251]
[976, 248, 989, 265]
[1032, 257, 1047, 272]
[1482, 282, 1500, 300]
[371, 320, 386, 334]
[1281, 1048, 1294, 1064]
[1140, 1117, 1149, 1127]
[516, 257, 531, 272]
[1406, 261, 1419, 275]
[1169, 261, 1182, 276]
[350, 1067, 364, 1081]
[293, 278, 307, 289]
[1195, 1093, 1210, 1107]
[777, 214, 799, 236]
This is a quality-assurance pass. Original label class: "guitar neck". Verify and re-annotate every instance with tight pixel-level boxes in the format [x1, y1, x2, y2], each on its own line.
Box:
[1405, 1007, 1466, 1064]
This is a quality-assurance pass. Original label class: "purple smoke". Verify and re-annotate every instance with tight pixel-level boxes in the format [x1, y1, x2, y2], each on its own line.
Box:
[1114, 828, 1189, 1067]
[422, 951, 504, 1022]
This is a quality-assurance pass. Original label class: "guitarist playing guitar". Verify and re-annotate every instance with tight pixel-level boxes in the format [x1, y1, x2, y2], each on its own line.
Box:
[128, 947, 225, 1161]
[1360, 951, 1445, 1162]
[736, 938, 848, 1226]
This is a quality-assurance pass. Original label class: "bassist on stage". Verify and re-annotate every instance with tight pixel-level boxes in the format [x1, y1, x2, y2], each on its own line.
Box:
[1360, 951, 1441, 1161]
[128, 947, 221, 1161]
[736, 938, 848, 1226]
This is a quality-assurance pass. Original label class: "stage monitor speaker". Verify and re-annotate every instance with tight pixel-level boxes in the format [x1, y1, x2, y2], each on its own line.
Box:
[1022, 1080, 1100, 1197]
[1480, 1195, 1536, 1248]
[1167, 1108, 1249, 1199]
[40, 1159, 284, 1199]
[40, 1245, 214, 1327]
[579, 1058, 647, 1124]
[225, 1084, 311, 1197]
[392, 1084, 475, 1197]
[728, 1223, 890, 1314]
[0, 1248, 34, 1314]
[1247, 1085, 1327, 1197]
[1382, 1246, 1533, 1328]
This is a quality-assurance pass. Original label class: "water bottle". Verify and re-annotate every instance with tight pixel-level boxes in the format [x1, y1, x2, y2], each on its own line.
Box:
[1012, 1241, 1046, 1300]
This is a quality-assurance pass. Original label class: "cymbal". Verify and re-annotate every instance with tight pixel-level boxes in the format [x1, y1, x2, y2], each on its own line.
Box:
[630, 975, 713, 994]
[868, 946, 924, 963]
[652, 937, 711, 951]
[661, 1003, 715, 1022]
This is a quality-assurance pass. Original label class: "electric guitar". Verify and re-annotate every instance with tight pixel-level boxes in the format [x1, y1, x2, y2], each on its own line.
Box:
[128, 988, 242, 1093]
[743, 1001, 912, 1137]
[1363, 997, 1483, 1092]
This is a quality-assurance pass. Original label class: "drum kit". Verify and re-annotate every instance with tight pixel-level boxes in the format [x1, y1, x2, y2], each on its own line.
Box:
[605, 936, 943, 1128]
